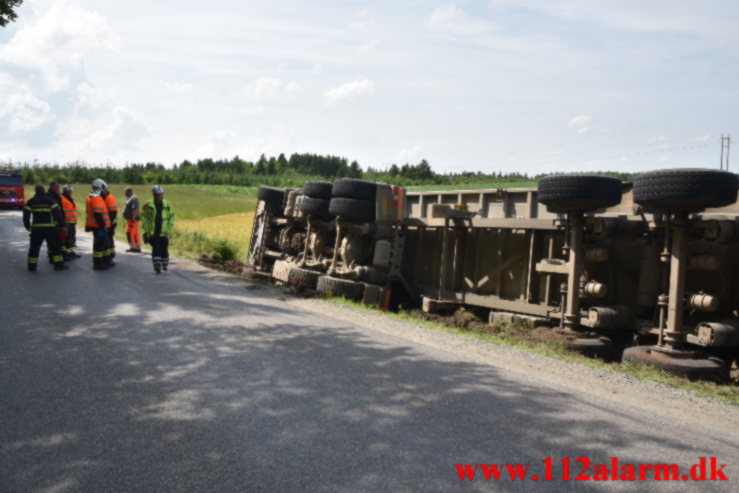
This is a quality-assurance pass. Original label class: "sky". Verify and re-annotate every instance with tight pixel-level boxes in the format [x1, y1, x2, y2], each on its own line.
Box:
[0, 0, 737, 174]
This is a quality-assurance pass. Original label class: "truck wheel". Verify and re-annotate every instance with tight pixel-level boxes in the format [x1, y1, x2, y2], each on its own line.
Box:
[299, 196, 330, 217]
[316, 275, 365, 301]
[564, 336, 615, 360]
[257, 186, 286, 205]
[332, 178, 377, 202]
[288, 267, 322, 290]
[329, 197, 374, 221]
[537, 174, 622, 212]
[623, 346, 729, 381]
[633, 168, 738, 212]
[303, 181, 333, 199]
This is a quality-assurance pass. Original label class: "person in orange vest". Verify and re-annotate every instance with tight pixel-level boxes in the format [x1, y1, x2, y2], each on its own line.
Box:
[100, 183, 118, 260]
[122, 187, 141, 252]
[60, 185, 81, 260]
[85, 179, 113, 270]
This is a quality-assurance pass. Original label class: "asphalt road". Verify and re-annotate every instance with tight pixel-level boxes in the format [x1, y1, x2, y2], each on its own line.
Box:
[1, 209, 737, 492]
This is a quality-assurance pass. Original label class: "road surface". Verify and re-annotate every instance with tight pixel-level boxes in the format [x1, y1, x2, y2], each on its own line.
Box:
[1, 210, 737, 492]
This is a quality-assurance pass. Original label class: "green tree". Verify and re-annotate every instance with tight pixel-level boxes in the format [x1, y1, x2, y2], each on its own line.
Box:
[0, 0, 23, 28]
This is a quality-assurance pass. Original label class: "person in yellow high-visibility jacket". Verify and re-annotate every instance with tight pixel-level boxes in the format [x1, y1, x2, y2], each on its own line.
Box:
[141, 185, 175, 273]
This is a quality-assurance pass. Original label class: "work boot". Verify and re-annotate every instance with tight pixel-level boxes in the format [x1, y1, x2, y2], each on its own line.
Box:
[154, 265, 161, 273]
[93, 263, 109, 270]
[125, 248, 135, 252]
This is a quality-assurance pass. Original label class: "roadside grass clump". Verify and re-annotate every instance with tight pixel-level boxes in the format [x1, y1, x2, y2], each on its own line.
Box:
[168, 229, 239, 262]
[322, 296, 739, 406]
[175, 212, 254, 261]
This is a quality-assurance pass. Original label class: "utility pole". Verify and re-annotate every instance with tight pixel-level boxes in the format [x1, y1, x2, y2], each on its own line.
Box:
[720, 134, 730, 170]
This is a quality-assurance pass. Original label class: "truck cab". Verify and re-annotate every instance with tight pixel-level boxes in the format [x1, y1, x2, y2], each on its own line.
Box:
[0, 171, 25, 209]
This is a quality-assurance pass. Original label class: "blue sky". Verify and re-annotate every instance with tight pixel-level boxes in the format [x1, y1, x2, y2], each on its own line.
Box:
[0, 0, 737, 174]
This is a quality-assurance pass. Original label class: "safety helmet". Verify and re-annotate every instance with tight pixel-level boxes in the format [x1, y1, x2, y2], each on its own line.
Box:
[152, 185, 164, 195]
[63, 184, 73, 193]
[92, 178, 108, 191]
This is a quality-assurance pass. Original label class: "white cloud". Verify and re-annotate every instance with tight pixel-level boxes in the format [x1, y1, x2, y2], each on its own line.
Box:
[242, 105, 266, 115]
[248, 77, 282, 100]
[323, 79, 375, 105]
[692, 135, 711, 144]
[76, 83, 116, 109]
[191, 124, 295, 161]
[0, 0, 118, 92]
[165, 82, 193, 94]
[56, 105, 149, 159]
[0, 74, 55, 132]
[567, 115, 592, 134]
[312, 64, 324, 75]
[397, 146, 423, 163]
[285, 81, 302, 94]
[358, 40, 380, 53]
[426, 4, 493, 36]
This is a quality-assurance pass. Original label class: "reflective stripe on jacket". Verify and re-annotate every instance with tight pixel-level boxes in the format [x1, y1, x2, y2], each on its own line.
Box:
[60, 195, 77, 223]
[141, 198, 175, 236]
[86, 194, 110, 229]
[24, 194, 61, 228]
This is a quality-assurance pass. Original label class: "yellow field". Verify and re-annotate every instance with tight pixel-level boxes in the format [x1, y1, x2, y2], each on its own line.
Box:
[176, 212, 255, 260]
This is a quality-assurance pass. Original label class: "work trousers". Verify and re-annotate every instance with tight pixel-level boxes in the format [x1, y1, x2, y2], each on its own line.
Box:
[92, 228, 110, 266]
[107, 224, 116, 258]
[63, 222, 77, 256]
[29, 227, 63, 271]
[151, 235, 169, 271]
[126, 220, 141, 250]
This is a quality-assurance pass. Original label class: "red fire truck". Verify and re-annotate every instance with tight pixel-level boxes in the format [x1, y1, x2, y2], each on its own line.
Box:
[0, 171, 25, 209]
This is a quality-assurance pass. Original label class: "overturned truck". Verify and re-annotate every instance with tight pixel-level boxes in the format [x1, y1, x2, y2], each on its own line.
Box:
[246, 169, 739, 382]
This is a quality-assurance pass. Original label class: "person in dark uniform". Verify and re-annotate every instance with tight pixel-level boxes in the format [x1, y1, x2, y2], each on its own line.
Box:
[46, 181, 65, 263]
[23, 185, 68, 272]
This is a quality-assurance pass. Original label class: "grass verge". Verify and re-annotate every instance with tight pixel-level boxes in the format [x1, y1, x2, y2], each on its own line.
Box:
[322, 296, 739, 406]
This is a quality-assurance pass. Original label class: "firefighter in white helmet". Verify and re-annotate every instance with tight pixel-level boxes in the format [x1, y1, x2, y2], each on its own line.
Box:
[141, 185, 176, 273]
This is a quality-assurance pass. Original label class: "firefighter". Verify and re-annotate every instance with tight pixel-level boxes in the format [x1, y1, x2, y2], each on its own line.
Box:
[60, 185, 81, 260]
[100, 183, 118, 260]
[46, 181, 65, 263]
[86, 179, 112, 270]
[141, 185, 175, 273]
[122, 187, 141, 252]
[23, 185, 68, 271]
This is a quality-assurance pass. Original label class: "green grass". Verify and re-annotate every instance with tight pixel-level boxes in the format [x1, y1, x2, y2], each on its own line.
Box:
[323, 296, 739, 406]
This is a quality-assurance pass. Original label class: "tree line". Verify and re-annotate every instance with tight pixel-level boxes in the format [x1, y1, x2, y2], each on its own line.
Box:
[1, 153, 634, 188]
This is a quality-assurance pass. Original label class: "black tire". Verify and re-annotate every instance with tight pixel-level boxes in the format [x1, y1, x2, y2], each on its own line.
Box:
[564, 337, 615, 361]
[257, 186, 285, 205]
[299, 196, 330, 217]
[622, 346, 729, 381]
[303, 181, 333, 199]
[287, 267, 322, 289]
[316, 275, 365, 301]
[332, 179, 377, 202]
[633, 168, 738, 212]
[328, 197, 374, 221]
[537, 174, 622, 211]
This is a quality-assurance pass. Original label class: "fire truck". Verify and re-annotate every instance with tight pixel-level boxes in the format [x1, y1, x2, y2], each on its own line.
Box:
[0, 170, 25, 209]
